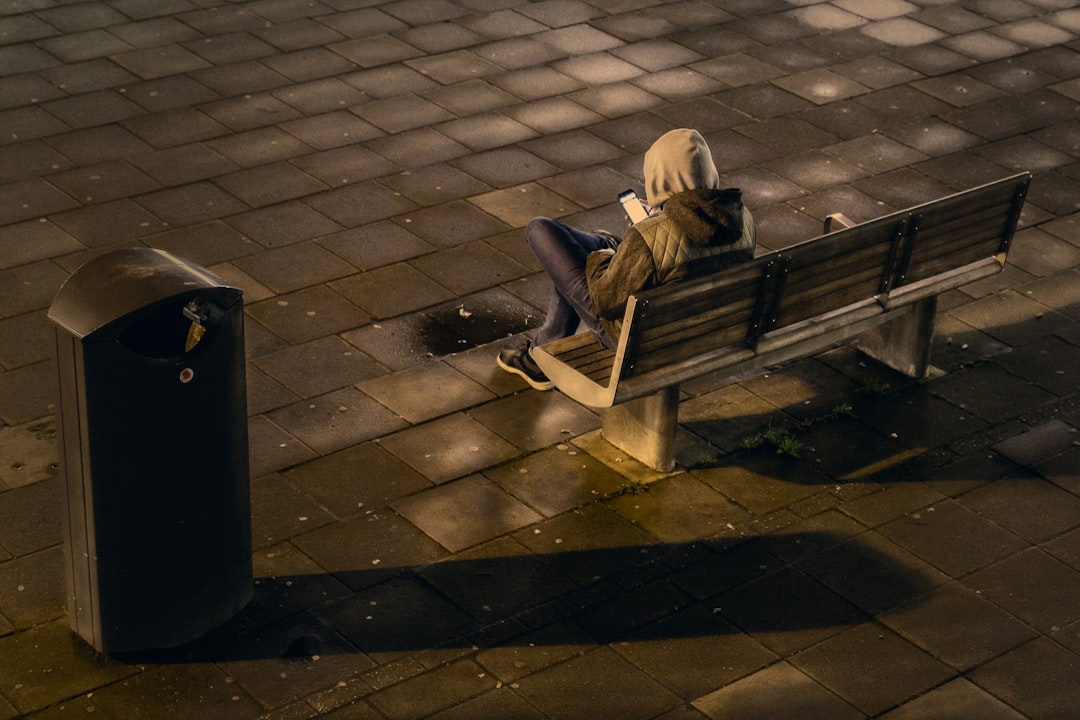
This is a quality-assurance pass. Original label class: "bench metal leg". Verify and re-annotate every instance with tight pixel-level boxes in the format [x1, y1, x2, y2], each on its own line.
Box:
[601, 385, 680, 472]
[857, 296, 937, 378]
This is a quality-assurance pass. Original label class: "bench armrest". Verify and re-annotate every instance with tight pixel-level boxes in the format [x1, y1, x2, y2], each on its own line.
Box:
[532, 334, 620, 408]
[823, 213, 854, 233]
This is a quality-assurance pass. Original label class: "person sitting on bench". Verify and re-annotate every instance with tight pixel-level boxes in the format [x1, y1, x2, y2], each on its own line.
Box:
[497, 127, 758, 390]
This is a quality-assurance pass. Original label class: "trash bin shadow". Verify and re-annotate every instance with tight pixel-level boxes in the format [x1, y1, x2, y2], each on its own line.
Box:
[117, 530, 939, 665]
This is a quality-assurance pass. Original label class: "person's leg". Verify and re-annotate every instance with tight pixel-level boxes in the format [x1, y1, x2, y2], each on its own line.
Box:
[526, 217, 618, 346]
[498, 217, 618, 390]
[534, 285, 579, 347]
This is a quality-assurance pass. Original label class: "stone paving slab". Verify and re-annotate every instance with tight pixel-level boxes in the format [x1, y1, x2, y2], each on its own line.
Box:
[1, 0, 1080, 718]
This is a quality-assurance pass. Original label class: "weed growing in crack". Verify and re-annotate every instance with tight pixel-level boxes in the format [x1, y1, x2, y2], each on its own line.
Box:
[612, 479, 650, 497]
[740, 402, 855, 459]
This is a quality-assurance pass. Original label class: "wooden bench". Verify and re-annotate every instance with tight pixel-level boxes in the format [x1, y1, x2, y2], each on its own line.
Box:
[531, 172, 1031, 471]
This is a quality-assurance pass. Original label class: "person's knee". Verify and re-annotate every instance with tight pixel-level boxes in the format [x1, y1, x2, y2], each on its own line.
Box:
[527, 216, 557, 233]
[525, 216, 561, 251]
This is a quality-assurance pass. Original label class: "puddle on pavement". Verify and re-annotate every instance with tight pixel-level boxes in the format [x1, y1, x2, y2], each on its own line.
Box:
[417, 301, 538, 356]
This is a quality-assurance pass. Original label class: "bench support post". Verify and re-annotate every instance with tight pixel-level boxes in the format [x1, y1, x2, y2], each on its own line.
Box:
[857, 297, 937, 378]
[601, 385, 680, 472]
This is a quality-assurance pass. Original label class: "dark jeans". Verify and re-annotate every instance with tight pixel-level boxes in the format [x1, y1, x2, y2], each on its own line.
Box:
[526, 217, 620, 348]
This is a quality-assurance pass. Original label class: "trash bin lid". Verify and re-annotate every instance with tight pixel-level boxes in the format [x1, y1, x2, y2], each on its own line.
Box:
[48, 247, 241, 340]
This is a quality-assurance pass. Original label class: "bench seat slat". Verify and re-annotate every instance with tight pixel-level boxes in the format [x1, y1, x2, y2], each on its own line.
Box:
[532, 333, 618, 407]
[542, 331, 601, 358]
[542, 333, 615, 381]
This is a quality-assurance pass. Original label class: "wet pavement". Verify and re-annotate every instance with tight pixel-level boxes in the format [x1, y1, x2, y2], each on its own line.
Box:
[2, 0, 1080, 717]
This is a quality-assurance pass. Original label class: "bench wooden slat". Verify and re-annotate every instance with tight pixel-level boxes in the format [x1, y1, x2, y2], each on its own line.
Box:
[907, 175, 1023, 219]
[628, 304, 761, 375]
[531, 332, 619, 407]
[917, 214, 1013, 248]
[542, 333, 615, 383]
[638, 292, 761, 333]
[918, 201, 1017, 235]
[786, 217, 904, 265]
[886, 255, 1005, 309]
[631, 280, 764, 335]
[622, 258, 774, 378]
[630, 255, 774, 307]
[902, 227, 1009, 283]
[547, 335, 606, 364]
[775, 270, 885, 327]
[907, 239, 1004, 281]
[766, 214, 903, 331]
[614, 298, 891, 405]
[780, 249, 890, 297]
[782, 264, 882, 295]
[910, 210, 1015, 255]
[898, 174, 1028, 286]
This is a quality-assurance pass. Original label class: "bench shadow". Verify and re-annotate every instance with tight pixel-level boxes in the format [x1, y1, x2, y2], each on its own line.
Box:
[117, 530, 938, 665]
[680, 298, 1080, 481]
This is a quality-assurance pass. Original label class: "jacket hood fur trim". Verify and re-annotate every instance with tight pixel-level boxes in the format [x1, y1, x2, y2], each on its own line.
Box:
[662, 187, 745, 247]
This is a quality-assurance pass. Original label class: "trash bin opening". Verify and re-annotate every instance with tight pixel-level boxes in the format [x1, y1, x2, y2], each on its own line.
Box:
[118, 297, 217, 359]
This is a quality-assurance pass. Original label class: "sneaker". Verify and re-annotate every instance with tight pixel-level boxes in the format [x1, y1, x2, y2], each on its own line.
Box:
[497, 343, 554, 391]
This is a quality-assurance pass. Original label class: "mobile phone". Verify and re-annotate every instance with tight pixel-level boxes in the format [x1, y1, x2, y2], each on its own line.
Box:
[618, 189, 649, 224]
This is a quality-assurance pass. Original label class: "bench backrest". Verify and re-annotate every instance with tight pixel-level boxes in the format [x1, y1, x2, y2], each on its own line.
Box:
[764, 213, 904, 332]
[616, 172, 1030, 381]
[620, 254, 774, 377]
[897, 174, 1027, 287]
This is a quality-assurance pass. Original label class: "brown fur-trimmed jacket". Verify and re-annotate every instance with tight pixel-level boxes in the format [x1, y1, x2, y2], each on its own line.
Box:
[585, 187, 756, 345]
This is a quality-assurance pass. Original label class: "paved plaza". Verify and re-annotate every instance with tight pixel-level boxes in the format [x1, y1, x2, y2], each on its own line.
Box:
[1, 0, 1080, 717]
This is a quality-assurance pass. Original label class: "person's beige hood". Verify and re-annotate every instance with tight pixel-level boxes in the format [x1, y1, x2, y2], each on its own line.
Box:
[643, 128, 720, 208]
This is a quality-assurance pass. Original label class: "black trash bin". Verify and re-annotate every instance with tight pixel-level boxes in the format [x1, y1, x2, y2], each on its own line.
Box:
[48, 247, 252, 654]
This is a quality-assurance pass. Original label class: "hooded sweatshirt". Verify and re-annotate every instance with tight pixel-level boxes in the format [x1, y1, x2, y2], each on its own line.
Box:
[586, 128, 756, 344]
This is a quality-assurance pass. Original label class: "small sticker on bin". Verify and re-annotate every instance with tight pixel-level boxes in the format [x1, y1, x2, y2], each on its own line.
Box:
[183, 299, 208, 352]
[179, 368, 195, 384]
